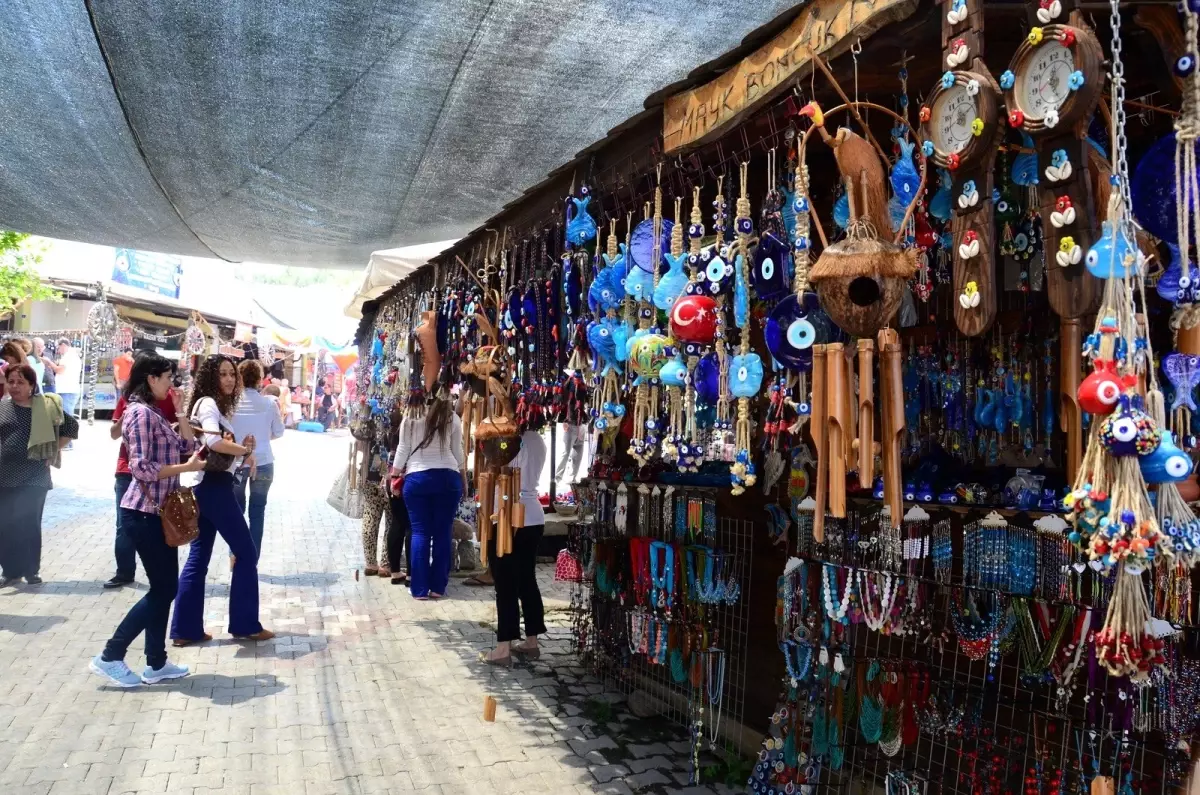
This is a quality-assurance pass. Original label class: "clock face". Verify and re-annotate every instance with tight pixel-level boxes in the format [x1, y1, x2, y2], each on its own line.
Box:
[932, 84, 977, 155]
[1019, 42, 1074, 120]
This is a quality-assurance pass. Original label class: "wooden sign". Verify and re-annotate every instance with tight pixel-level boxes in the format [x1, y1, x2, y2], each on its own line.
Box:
[662, 0, 918, 153]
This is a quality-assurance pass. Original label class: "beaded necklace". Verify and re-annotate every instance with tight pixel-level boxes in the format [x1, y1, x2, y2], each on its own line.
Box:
[858, 571, 898, 632]
[706, 648, 726, 745]
[823, 565, 855, 622]
[649, 541, 674, 609]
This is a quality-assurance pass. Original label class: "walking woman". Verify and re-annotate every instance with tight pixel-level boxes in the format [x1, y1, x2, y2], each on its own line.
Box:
[171, 355, 273, 645]
[391, 393, 463, 600]
[90, 354, 203, 687]
[482, 419, 548, 665]
[0, 364, 78, 586]
[231, 359, 285, 560]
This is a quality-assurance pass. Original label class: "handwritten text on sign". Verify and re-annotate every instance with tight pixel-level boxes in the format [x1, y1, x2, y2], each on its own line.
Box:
[662, 0, 917, 153]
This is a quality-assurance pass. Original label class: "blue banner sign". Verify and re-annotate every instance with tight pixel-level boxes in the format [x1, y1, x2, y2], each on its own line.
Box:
[112, 248, 182, 299]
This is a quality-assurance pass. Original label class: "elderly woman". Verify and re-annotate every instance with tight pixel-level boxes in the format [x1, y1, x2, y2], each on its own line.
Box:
[0, 363, 78, 586]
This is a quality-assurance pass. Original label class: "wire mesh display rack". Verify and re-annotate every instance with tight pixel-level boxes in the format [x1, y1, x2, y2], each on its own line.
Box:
[568, 479, 755, 759]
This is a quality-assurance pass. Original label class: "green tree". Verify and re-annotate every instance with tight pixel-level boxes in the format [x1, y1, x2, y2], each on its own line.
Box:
[0, 231, 61, 318]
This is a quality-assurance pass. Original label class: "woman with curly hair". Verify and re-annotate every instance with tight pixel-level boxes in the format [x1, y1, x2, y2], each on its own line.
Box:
[171, 355, 273, 645]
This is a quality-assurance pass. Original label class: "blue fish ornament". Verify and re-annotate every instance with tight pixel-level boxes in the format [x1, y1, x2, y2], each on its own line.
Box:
[565, 193, 598, 247]
[660, 354, 687, 387]
[587, 318, 621, 376]
[626, 262, 654, 303]
[654, 251, 690, 310]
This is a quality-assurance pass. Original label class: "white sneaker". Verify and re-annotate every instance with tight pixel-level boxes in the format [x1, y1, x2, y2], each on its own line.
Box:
[141, 661, 190, 684]
[89, 656, 142, 688]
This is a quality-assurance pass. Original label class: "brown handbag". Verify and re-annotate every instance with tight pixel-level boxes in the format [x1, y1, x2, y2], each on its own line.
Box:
[139, 480, 200, 547]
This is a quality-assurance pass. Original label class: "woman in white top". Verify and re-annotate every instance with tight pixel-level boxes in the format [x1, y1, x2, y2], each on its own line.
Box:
[171, 355, 273, 645]
[391, 393, 463, 600]
[482, 419, 548, 665]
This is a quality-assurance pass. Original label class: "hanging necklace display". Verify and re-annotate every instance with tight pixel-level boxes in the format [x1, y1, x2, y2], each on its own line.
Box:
[84, 289, 120, 424]
[628, 168, 670, 466]
[1000, 0, 1104, 321]
[1063, 0, 1169, 681]
[730, 161, 762, 495]
[919, 0, 1003, 336]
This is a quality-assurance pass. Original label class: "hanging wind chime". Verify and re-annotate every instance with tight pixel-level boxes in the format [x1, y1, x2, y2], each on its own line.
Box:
[628, 167, 670, 466]
[1063, 0, 1170, 680]
[84, 288, 119, 425]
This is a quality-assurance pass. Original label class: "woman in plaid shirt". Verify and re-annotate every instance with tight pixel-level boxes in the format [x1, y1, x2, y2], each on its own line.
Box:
[90, 354, 205, 688]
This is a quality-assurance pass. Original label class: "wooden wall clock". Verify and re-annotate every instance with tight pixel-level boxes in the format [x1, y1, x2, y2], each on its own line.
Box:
[920, 0, 1004, 337]
[1000, 0, 1104, 319]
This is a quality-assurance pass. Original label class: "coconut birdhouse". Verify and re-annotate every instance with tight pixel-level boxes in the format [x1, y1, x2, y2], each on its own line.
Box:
[809, 231, 919, 338]
[799, 101, 925, 338]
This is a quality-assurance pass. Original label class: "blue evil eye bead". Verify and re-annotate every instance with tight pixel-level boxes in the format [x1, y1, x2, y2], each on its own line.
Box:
[580, 185, 590, 196]
[793, 196, 809, 213]
[613, 404, 626, 418]
[786, 318, 816, 350]
[941, 71, 955, 89]
[1068, 70, 1085, 90]
[795, 235, 810, 251]
[688, 223, 703, 237]
[962, 179, 977, 195]
[991, 188, 1001, 203]
[922, 140, 935, 157]
[1176, 54, 1197, 78]
[798, 401, 811, 415]
[999, 70, 1015, 90]
[705, 258, 724, 283]
[736, 218, 754, 235]
[595, 418, 608, 430]
[687, 253, 700, 267]
[1051, 149, 1068, 168]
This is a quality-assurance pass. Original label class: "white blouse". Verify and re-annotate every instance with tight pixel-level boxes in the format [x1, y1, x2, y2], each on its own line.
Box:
[189, 396, 241, 482]
[392, 413, 464, 475]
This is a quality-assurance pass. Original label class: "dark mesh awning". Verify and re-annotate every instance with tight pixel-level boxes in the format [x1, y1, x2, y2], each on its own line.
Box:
[1, 0, 803, 267]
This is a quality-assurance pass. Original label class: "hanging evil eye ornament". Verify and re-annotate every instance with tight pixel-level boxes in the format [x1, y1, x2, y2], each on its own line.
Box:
[765, 293, 824, 372]
[1085, 220, 1144, 279]
[1140, 430, 1193, 484]
[753, 232, 790, 302]
[729, 353, 764, 398]
[1099, 395, 1161, 457]
[685, 245, 735, 298]
[1077, 359, 1135, 415]
[695, 352, 722, 405]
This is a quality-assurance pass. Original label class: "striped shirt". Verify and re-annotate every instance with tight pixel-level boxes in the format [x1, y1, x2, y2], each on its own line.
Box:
[120, 400, 197, 514]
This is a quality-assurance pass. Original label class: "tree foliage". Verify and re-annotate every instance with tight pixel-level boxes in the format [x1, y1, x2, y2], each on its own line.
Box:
[0, 231, 61, 318]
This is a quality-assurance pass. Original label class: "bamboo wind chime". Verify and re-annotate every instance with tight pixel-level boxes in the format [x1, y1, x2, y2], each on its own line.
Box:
[662, 197, 687, 465]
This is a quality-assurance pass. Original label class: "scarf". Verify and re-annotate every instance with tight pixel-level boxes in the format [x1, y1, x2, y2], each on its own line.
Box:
[27, 393, 64, 467]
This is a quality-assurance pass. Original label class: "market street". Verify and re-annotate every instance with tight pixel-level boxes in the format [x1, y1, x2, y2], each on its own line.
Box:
[0, 424, 729, 795]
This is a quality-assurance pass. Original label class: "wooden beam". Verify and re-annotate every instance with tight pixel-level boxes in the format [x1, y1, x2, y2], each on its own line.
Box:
[662, 0, 919, 153]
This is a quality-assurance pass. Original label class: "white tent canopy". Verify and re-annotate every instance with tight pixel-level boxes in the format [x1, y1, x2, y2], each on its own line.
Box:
[344, 240, 456, 319]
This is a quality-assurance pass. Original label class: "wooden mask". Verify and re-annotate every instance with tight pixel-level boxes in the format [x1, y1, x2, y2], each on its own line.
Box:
[415, 310, 440, 392]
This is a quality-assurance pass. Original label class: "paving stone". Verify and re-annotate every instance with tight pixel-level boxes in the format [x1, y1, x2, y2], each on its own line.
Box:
[0, 427, 725, 795]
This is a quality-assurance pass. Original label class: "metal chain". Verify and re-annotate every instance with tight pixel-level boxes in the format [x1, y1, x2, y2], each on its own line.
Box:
[1109, 0, 1133, 215]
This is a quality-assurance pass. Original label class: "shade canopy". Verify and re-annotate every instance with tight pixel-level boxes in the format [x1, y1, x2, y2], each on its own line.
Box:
[2, 0, 801, 268]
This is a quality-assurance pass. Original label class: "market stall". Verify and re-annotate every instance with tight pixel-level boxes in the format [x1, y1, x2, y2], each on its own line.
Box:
[350, 0, 1200, 790]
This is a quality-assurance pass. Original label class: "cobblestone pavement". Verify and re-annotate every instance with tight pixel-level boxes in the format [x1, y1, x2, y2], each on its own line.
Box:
[0, 424, 737, 795]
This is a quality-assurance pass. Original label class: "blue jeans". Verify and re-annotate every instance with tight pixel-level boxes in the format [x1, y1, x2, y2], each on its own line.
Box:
[234, 464, 273, 560]
[171, 472, 263, 640]
[59, 392, 78, 417]
[114, 473, 136, 579]
[102, 509, 178, 669]
[403, 469, 463, 598]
